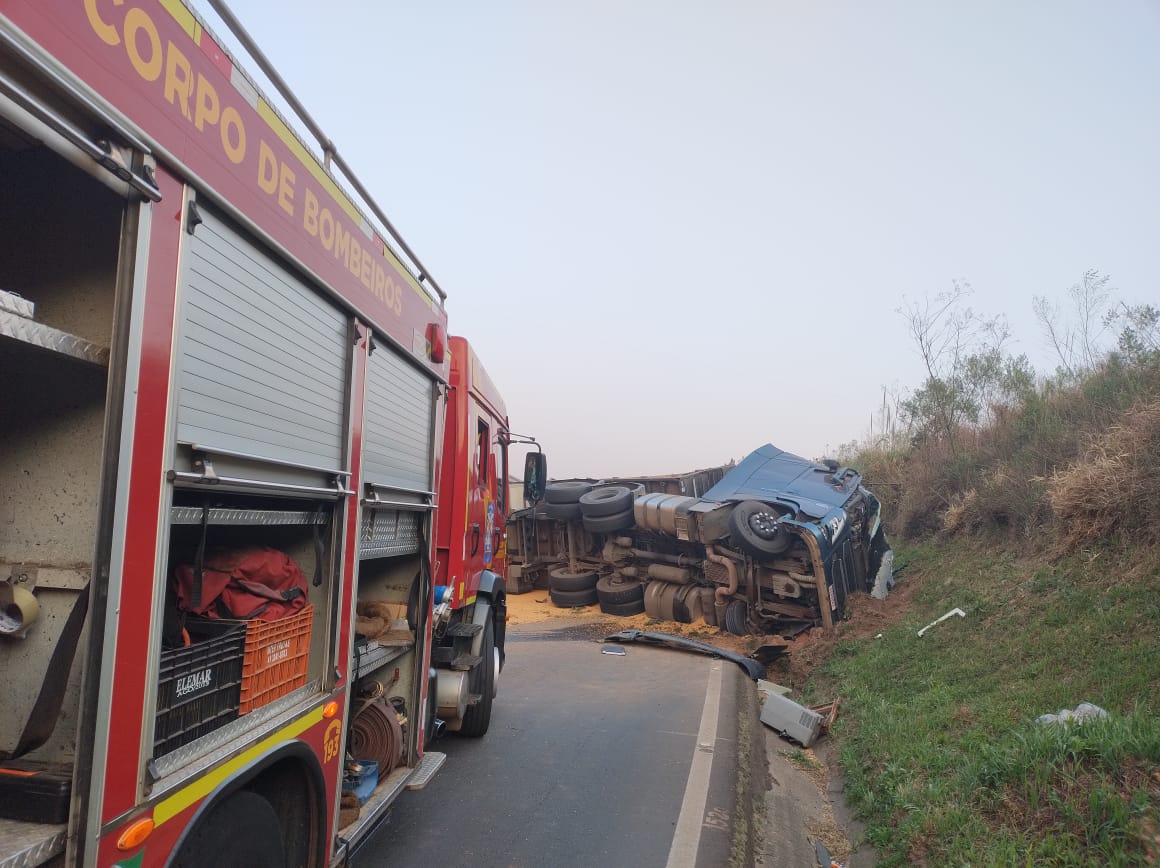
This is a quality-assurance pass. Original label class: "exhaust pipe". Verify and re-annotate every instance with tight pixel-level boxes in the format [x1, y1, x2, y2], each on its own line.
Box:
[706, 545, 738, 603]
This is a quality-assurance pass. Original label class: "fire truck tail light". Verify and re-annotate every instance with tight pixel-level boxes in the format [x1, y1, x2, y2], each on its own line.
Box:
[323, 701, 339, 718]
[426, 322, 446, 363]
[116, 817, 154, 850]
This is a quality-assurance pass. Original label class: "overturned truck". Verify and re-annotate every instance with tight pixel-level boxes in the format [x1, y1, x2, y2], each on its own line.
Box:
[506, 445, 893, 636]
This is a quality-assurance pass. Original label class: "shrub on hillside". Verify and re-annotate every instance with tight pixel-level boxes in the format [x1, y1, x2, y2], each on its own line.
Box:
[1048, 397, 1160, 548]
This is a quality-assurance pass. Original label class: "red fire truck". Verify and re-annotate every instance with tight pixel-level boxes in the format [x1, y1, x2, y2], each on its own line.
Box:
[0, 1, 507, 865]
[431, 336, 511, 737]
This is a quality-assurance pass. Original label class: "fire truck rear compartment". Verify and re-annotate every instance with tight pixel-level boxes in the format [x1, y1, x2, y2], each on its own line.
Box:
[0, 137, 122, 768]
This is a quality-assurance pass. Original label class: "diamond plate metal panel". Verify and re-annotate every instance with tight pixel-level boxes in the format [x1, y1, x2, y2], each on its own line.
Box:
[149, 683, 319, 783]
[0, 819, 66, 868]
[170, 507, 330, 526]
[0, 310, 109, 366]
[0, 288, 35, 319]
[360, 508, 421, 559]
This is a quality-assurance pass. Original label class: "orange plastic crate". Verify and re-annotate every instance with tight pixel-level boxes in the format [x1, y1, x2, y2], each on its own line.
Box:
[238, 605, 313, 714]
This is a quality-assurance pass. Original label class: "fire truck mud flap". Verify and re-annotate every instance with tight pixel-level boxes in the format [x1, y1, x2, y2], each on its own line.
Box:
[603, 630, 765, 680]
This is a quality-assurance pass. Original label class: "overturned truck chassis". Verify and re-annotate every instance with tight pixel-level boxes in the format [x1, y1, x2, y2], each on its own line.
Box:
[506, 445, 894, 636]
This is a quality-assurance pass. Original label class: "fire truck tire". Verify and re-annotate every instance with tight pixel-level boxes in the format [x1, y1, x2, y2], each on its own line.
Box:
[549, 587, 599, 608]
[549, 568, 598, 592]
[599, 597, 646, 617]
[545, 501, 583, 521]
[545, 481, 594, 504]
[595, 575, 644, 605]
[582, 508, 635, 534]
[579, 485, 634, 517]
[728, 500, 791, 557]
[459, 618, 495, 737]
[172, 790, 286, 867]
[724, 600, 750, 636]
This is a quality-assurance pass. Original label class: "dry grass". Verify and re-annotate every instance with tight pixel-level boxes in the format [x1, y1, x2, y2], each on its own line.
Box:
[846, 358, 1160, 550]
[1048, 398, 1160, 548]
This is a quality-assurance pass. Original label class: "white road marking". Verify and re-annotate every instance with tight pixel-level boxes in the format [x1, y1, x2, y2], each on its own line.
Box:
[666, 660, 723, 868]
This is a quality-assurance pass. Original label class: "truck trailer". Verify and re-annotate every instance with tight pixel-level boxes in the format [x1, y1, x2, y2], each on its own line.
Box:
[508, 445, 894, 635]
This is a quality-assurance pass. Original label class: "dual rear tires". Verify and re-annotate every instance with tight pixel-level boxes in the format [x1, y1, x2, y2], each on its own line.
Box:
[549, 567, 598, 607]
[596, 575, 644, 616]
[542, 483, 637, 534]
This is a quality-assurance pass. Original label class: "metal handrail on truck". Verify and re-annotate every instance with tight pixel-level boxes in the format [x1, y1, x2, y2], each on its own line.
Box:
[204, 0, 448, 305]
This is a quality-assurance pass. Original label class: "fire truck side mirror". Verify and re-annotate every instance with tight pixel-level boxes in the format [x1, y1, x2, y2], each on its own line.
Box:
[523, 452, 547, 504]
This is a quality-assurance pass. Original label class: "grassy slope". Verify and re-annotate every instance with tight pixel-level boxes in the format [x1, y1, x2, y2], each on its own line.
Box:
[803, 540, 1160, 865]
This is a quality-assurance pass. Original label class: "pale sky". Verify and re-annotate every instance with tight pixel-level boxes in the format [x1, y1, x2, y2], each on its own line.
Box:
[192, 0, 1160, 478]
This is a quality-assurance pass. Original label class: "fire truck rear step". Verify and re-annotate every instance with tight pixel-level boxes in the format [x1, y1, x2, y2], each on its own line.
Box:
[445, 621, 483, 638]
[451, 653, 482, 670]
[404, 751, 446, 791]
[0, 818, 66, 868]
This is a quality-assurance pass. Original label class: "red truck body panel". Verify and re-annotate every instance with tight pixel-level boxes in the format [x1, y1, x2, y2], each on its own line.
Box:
[435, 336, 510, 609]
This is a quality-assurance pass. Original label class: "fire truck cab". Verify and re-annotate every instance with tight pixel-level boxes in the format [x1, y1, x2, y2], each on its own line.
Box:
[432, 336, 510, 737]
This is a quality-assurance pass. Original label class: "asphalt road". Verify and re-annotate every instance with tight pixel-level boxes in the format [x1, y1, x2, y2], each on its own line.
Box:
[354, 623, 745, 868]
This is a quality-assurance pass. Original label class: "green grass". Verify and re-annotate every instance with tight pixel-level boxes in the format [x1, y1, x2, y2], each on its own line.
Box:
[807, 540, 1160, 865]
[783, 748, 824, 772]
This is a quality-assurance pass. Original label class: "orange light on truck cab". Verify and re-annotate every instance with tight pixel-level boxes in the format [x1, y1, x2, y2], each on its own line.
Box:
[426, 322, 446, 363]
[116, 817, 154, 850]
[323, 701, 339, 718]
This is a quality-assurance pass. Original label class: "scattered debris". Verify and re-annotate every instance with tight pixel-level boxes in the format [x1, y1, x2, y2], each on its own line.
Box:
[759, 691, 825, 747]
[604, 629, 765, 679]
[809, 699, 841, 736]
[917, 607, 967, 637]
[601, 645, 626, 656]
[757, 679, 793, 699]
[815, 839, 844, 867]
[750, 641, 790, 666]
[1036, 702, 1109, 726]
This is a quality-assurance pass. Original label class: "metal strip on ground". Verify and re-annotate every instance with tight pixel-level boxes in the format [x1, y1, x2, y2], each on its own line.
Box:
[666, 660, 723, 868]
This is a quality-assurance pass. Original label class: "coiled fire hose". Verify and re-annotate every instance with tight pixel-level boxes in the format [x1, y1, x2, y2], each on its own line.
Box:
[349, 693, 404, 776]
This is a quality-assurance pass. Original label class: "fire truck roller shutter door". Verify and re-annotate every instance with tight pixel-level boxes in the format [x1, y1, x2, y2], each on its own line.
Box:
[174, 204, 348, 475]
[363, 340, 436, 494]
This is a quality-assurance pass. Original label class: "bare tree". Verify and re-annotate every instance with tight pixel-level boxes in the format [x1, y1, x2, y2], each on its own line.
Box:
[1033, 269, 1114, 379]
[898, 282, 1010, 452]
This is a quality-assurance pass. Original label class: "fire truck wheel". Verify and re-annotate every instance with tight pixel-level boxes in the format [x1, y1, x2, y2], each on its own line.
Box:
[459, 618, 495, 737]
[579, 485, 634, 517]
[549, 568, 598, 592]
[595, 575, 644, 605]
[582, 507, 635, 534]
[724, 600, 750, 636]
[727, 500, 791, 557]
[545, 501, 583, 521]
[172, 790, 286, 867]
[545, 481, 594, 504]
[600, 597, 646, 617]
[549, 587, 599, 608]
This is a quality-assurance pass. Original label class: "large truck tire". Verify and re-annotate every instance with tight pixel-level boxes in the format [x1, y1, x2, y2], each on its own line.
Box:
[549, 568, 598, 592]
[579, 485, 634, 518]
[459, 618, 495, 737]
[595, 575, 644, 605]
[545, 481, 594, 504]
[550, 587, 598, 608]
[728, 500, 791, 557]
[600, 597, 646, 616]
[724, 600, 750, 635]
[172, 791, 286, 867]
[545, 501, 583, 521]
[582, 507, 635, 534]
